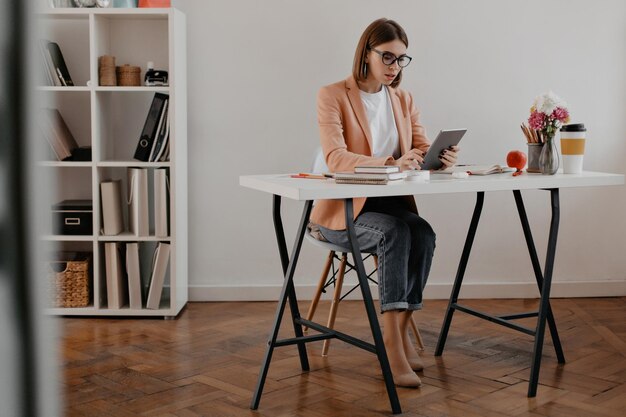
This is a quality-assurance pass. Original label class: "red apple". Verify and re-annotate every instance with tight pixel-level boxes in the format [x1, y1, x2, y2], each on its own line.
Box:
[507, 150, 527, 176]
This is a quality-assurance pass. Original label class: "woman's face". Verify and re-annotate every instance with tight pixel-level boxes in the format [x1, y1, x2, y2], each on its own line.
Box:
[365, 39, 408, 88]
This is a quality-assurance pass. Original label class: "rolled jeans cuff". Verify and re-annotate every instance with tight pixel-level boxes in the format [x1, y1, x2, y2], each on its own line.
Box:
[380, 301, 408, 313]
[407, 302, 423, 311]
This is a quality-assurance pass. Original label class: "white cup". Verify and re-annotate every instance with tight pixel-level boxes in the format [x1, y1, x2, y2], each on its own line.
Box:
[560, 123, 586, 174]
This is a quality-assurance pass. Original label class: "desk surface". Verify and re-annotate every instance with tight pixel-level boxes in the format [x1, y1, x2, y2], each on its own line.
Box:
[240, 171, 624, 201]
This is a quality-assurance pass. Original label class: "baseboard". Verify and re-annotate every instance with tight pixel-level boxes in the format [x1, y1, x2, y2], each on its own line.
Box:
[189, 280, 626, 302]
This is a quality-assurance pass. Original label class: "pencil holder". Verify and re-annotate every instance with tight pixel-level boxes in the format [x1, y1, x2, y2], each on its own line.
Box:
[527, 143, 544, 173]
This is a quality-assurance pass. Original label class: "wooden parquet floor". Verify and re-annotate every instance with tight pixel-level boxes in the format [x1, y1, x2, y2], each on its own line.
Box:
[59, 297, 626, 416]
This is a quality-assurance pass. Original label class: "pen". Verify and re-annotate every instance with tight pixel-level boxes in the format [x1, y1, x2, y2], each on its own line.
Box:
[290, 173, 328, 179]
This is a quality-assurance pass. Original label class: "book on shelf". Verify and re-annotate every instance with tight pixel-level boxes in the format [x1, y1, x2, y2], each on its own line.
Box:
[334, 171, 407, 185]
[134, 93, 169, 162]
[126, 242, 143, 310]
[39, 40, 60, 86]
[354, 165, 400, 174]
[100, 180, 124, 236]
[146, 242, 171, 309]
[128, 168, 149, 236]
[38, 108, 92, 161]
[154, 168, 169, 237]
[40, 108, 78, 160]
[45, 41, 74, 87]
[104, 242, 128, 309]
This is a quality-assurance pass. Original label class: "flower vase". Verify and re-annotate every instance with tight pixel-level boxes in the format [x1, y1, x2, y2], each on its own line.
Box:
[539, 135, 559, 175]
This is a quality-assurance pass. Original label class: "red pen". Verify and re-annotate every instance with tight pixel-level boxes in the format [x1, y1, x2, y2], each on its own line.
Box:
[290, 173, 328, 180]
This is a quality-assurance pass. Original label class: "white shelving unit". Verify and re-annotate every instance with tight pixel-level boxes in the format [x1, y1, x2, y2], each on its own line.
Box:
[38, 7, 188, 318]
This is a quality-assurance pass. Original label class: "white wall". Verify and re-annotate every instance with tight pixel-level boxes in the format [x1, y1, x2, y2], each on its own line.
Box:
[176, 0, 626, 300]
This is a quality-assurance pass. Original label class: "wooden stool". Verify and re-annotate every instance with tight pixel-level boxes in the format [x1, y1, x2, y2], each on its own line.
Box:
[304, 232, 425, 356]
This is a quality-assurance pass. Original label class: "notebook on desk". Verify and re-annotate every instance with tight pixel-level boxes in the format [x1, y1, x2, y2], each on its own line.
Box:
[334, 171, 407, 185]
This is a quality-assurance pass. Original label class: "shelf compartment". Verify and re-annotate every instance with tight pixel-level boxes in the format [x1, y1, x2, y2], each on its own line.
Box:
[96, 166, 171, 239]
[93, 14, 169, 87]
[37, 14, 90, 87]
[44, 166, 93, 206]
[35, 90, 93, 159]
[97, 241, 171, 311]
[95, 91, 171, 162]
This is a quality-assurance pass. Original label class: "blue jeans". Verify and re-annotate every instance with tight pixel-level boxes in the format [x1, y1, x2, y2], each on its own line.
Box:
[319, 196, 436, 312]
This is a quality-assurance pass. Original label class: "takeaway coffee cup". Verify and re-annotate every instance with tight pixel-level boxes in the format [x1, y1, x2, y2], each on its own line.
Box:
[560, 123, 586, 174]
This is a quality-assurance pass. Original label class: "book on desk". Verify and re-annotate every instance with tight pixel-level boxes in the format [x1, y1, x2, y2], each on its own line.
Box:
[334, 170, 407, 185]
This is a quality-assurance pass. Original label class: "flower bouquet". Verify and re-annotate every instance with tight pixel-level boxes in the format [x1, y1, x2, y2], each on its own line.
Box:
[524, 91, 570, 174]
[527, 91, 570, 142]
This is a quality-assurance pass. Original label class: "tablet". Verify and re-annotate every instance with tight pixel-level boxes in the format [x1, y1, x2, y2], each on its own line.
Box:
[420, 129, 467, 170]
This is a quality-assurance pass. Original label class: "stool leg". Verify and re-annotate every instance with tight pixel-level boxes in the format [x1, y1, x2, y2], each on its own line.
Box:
[322, 253, 347, 356]
[409, 316, 425, 351]
[304, 251, 334, 332]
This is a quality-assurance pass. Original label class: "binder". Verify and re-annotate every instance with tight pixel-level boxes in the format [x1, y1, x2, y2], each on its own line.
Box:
[134, 93, 168, 161]
[128, 168, 149, 236]
[154, 168, 169, 237]
[46, 41, 74, 86]
[100, 180, 124, 235]
[126, 243, 143, 309]
[148, 101, 169, 162]
[146, 242, 170, 309]
[105, 242, 128, 309]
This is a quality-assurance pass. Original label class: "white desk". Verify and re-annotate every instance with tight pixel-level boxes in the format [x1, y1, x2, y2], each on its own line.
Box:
[241, 171, 623, 200]
[240, 171, 623, 414]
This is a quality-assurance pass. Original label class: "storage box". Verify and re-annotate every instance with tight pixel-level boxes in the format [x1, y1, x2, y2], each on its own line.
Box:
[48, 252, 91, 308]
[52, 200, 93, 235]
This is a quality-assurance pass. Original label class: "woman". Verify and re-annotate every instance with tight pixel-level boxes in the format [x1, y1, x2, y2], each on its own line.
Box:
[309, 18, 459, 388]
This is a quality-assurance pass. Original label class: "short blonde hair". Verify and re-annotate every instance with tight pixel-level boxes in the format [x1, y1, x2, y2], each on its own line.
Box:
[353, 18, 409, 89]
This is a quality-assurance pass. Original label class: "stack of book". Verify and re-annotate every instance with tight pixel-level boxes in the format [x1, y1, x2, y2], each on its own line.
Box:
[334, 165, 407, 185]
[134, 93, 170, 162]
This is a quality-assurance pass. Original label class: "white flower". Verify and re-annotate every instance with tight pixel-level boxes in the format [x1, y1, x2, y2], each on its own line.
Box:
[533, 91, 567, 115]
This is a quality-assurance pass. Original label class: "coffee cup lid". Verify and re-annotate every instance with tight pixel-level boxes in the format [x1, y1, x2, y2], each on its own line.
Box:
[561, 123, 586, 132]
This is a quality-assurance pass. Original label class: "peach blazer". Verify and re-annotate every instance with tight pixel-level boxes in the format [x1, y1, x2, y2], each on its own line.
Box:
[310, 76, 431, 230]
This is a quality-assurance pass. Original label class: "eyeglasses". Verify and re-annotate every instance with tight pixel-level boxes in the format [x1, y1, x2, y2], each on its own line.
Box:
[370, 48, 412, 68]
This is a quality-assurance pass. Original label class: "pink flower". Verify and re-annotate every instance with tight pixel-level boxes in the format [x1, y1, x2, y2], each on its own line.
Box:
[551, 107, 569, 123]
[528, 110, 545, 130]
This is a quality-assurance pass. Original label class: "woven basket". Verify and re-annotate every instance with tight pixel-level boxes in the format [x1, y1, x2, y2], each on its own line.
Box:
[48, 254, 90, 308]
[116, 65, 141, 86]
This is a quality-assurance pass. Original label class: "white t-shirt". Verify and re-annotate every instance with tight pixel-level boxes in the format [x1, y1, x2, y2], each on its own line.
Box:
[359, 86, 400, 159]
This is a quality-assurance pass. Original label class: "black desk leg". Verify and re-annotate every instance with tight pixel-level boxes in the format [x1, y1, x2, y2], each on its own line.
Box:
[513, 190, 565, 364]
[272, 195, 311, 372]
[344, 198, 402, 415]
[250, 197, 312, 410]
[435, 191, 485, 356]
[527, 188, 560, 397]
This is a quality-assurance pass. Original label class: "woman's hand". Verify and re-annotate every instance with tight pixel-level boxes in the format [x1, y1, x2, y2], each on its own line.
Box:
[391, 148, 425, 171]
[439, 145, 460, 169]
